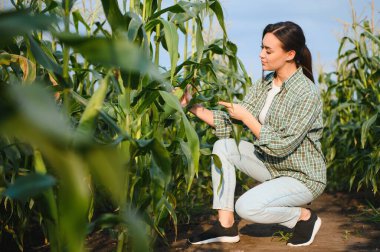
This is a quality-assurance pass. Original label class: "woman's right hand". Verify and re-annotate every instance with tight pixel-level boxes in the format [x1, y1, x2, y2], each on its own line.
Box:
[180, 84, 193, 108]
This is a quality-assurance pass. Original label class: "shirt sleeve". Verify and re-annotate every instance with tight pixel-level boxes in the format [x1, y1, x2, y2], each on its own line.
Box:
[212, 79, 261, 139]
[212, 110, 233, 139]
[254, 91, 320, 157]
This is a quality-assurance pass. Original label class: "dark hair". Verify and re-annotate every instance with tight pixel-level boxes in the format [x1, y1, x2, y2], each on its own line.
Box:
[262, 21, 314, 82]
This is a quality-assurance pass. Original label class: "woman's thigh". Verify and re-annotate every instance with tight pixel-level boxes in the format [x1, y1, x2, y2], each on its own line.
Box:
[236, 176, 314, 210]
[212, 139, 271, 182]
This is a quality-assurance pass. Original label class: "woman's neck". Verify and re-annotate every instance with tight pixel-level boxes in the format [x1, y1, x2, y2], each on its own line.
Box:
[274, 63, 298, 86]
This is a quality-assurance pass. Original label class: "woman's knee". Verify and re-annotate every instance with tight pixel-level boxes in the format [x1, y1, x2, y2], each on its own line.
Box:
[212, 139, 233, 155]
[235, 196, 265, 221]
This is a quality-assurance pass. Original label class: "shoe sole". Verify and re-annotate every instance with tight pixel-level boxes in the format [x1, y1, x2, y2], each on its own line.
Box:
[287, 217, 322, 247]
[188, 235, 240, 245]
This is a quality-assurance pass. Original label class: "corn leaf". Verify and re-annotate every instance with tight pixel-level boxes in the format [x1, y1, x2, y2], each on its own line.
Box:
[100, 0, 125, 32]
[0, 10, 56, 43]
[76, 75, 109, 138]
[0, 53, 36, 83]
[361, 113, 377, 148]
[209, 0, 227, 40]
[28, 35, 63, 76]
[3, 174, 56, 202]
[159, 91, 199, 191]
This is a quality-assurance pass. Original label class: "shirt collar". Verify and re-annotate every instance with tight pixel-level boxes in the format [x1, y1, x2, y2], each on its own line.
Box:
[263, 67, 304, 91]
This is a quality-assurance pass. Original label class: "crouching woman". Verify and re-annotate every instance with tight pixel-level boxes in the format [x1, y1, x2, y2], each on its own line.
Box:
[180, 21, 326, 247]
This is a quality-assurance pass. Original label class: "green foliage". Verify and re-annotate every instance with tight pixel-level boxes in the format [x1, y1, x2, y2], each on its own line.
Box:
[3, 173, 56, 202]
[363, 201, 380, 223]
[0, 0, 249, 251]
[271, 230, 293, 242]
[320, 17, 380, 194]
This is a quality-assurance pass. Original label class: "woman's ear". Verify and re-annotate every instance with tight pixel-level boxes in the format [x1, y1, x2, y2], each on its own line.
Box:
[286, 50, 296, 62]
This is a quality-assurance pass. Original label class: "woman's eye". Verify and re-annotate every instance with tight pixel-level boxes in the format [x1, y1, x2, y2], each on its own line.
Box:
[266, 51, 271, 54]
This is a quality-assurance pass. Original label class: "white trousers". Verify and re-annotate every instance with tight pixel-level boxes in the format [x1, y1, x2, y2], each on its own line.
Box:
[212, 139, 314, 228]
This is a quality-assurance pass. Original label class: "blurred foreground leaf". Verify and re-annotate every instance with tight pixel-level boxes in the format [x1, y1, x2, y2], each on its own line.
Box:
[3, 173, 56, 202]
[0, 10, 57, 45]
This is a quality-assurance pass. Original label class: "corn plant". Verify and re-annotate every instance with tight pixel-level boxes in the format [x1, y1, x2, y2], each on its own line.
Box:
[320, 14, 380, 194]
[0, 0, 250, 251]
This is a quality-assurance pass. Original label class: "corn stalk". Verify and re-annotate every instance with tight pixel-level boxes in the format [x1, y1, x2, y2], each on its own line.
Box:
[0, 0, 251, 251]
[320, 7, 380, 194]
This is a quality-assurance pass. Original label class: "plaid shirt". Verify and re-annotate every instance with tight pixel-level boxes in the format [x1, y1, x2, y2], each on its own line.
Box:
[212, 68, 326, 198]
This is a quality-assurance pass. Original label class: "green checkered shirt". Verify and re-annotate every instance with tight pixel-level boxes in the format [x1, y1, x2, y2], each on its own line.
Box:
[212, 68, 326, 198]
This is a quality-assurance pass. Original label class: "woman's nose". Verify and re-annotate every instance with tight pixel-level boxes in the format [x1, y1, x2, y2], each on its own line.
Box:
[259, 51, 264, 59]
[259, 50, 265, 59]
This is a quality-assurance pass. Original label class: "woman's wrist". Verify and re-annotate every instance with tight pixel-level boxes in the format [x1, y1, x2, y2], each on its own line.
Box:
[242, 113, 261, 139]
[242, 112, 254, 125]
[187, 104, 214, 127]
[188, 103, 203, 115]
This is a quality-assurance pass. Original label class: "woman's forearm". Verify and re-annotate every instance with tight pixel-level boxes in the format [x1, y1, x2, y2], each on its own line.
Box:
[242, 113, 262, 139]
[189, 104, 215, 127]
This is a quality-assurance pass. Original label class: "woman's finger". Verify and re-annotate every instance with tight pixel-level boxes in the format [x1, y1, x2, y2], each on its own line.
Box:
[218, 101, 233, 108]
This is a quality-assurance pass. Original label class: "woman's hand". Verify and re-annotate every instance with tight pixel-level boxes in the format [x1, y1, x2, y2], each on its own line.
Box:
[180, 85, 193, 108]
[219, 101, 261, 138]
[218, 101, 252, 122]
[218, 102, 261, 139]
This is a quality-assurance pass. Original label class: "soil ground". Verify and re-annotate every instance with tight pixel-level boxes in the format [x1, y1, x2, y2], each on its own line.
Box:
[26, 192, 380, 252]
[160, 192, 380, 252]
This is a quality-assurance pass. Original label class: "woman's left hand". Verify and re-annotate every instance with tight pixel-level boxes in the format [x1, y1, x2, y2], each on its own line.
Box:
[218, 101, 252, 122]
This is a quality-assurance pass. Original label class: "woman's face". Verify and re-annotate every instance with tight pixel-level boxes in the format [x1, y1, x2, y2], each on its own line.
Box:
[260, 32, 294, 71]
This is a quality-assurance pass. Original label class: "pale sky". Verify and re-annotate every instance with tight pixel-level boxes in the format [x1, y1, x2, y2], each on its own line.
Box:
[217, 0, 377, 79]
[2, 0, 377, 82]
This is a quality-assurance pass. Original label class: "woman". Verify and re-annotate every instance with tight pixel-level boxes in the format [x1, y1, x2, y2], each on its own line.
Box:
[180, 21, 326, 247]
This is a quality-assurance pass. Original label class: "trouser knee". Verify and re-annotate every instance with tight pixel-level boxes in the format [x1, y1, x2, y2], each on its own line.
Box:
[212, 139, 232, 165]
[235, 196, 265, 222]
[212, 139, 230, 155]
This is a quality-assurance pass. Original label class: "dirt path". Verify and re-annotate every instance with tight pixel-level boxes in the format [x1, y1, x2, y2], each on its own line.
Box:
[165, 193, 380, 251]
